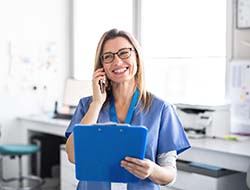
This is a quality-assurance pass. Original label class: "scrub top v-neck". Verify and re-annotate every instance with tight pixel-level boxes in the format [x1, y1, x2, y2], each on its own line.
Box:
[109, 88, 139, 124]
[65, 90, 191, 190]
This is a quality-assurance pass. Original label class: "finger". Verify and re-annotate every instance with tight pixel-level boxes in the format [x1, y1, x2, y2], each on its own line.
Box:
[95, 68, 104, 72]
[125, 157, 147, 167]
[93, 71, 105, 79]
[126, 168, 143, 179]
[93, 73, 106, 84]
[121, 161, 148, 175]
[94, 75, 105, 82]
[93, 68, 105, 76]
[93, 77, 106, 93]
[124, 166, 148, 179]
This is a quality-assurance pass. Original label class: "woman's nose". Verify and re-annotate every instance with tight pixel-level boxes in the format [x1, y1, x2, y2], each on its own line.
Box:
[112, 54, 123, 65]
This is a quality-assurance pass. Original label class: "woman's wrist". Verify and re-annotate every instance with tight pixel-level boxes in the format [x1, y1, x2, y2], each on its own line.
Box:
[148, 162, 158, 181]
[90, 101, 103, 111]
[148, 163, 175, 185]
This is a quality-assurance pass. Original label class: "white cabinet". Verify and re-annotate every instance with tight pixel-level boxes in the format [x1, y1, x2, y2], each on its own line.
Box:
[60, 145, 78, 190]
[171, 168, 248, 190]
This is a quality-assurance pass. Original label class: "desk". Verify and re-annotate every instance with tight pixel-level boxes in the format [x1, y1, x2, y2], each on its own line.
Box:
[16, 115, 69, 174]
[17, 115, 73, 189]
[179, 137, 250, 173]
[17, 115, 250, 188]
[18, 115, 70, 138]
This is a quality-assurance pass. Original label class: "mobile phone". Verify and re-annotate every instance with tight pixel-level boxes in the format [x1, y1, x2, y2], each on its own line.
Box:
[99, 79, 105, 93]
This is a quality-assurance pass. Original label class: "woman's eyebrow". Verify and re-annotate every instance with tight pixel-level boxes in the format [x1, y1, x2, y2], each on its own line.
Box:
[102, 47, 131, 54]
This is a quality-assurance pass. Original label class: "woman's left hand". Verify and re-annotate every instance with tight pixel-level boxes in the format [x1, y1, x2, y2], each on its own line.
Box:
[121, 157, 156, 180]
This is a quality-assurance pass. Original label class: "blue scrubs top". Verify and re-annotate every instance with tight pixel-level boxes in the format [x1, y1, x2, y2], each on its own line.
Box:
[65, 93, 190, 190]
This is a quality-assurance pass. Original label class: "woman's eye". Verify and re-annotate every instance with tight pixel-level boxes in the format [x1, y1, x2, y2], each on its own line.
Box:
[119, 51, 129, 57]
[104, 54, 113, 60]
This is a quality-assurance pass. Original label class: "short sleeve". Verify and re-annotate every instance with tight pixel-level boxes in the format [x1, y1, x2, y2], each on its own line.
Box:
[158, 104, 191, 155]
[65, 97, 92, 138]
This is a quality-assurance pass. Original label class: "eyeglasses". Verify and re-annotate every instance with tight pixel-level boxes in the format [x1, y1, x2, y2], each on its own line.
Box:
[100, 48, 135, 64]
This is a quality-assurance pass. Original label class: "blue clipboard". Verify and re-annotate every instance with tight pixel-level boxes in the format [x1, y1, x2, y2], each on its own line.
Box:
[73, 123, 148, 183]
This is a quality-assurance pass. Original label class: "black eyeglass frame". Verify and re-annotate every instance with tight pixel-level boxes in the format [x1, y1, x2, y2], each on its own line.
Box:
[100, 47, 135, 64]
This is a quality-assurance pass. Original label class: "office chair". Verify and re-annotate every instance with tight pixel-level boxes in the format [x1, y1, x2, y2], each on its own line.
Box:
[0, 127, 44, 190]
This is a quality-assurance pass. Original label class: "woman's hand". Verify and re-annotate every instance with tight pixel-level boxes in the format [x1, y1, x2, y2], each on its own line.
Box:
[92, 68, 107, 105]
[121, 157, 156, 180]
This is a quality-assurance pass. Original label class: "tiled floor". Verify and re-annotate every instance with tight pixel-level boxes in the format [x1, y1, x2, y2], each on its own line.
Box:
[41, 178, 59, 190]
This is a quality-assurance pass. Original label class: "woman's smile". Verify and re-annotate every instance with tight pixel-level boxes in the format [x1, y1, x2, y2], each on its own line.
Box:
[112, 67, 129, 75]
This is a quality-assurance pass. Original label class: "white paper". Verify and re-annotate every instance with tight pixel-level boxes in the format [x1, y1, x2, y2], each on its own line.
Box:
[111, 183, 127, 190]
[230, 59, 250, 134]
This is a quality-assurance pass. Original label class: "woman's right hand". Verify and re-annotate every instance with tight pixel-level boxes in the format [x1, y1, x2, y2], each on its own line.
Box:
[92, 68, 107, 106]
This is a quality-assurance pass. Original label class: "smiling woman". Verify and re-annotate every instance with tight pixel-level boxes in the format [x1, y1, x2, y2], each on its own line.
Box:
[65, 29, 190, 190]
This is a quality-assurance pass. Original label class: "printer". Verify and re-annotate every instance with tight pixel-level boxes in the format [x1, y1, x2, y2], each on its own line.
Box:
[175, 103, 230, 138]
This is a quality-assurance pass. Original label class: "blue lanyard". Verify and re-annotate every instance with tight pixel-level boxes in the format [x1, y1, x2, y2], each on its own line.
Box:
[110, 88, 139, 124]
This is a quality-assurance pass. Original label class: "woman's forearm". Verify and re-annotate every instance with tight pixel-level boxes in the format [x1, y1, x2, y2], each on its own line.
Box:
[65, 101, 102, 163]
[65, 134, 75, 163]
[149, 164, 176, 185]
[80, 101, 103, 124]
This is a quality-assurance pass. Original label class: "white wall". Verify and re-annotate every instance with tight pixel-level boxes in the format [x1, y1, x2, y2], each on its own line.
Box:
[0, 0, 71, 177]
[234, 30, 250, 58]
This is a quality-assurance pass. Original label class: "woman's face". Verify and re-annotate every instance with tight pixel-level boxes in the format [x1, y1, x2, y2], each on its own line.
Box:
[101, 37, 137, 84]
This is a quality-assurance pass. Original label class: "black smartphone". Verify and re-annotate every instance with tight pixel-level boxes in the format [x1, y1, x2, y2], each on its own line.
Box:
[99, 79, 105, 93]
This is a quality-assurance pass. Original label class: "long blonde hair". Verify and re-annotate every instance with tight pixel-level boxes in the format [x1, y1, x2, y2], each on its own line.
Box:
[94, 28, 152, 111]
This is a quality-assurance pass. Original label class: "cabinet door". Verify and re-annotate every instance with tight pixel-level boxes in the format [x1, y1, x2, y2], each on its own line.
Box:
[60, 145, 78, 190]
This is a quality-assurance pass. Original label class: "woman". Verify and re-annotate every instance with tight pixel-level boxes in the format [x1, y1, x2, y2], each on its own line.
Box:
[65, 28, 190, 190]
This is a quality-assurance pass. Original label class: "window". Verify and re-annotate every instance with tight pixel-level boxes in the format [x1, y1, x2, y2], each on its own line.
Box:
[73, 0, 228, 104]
[73, 0, 133, 80]
[141, 0, 227, 104]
